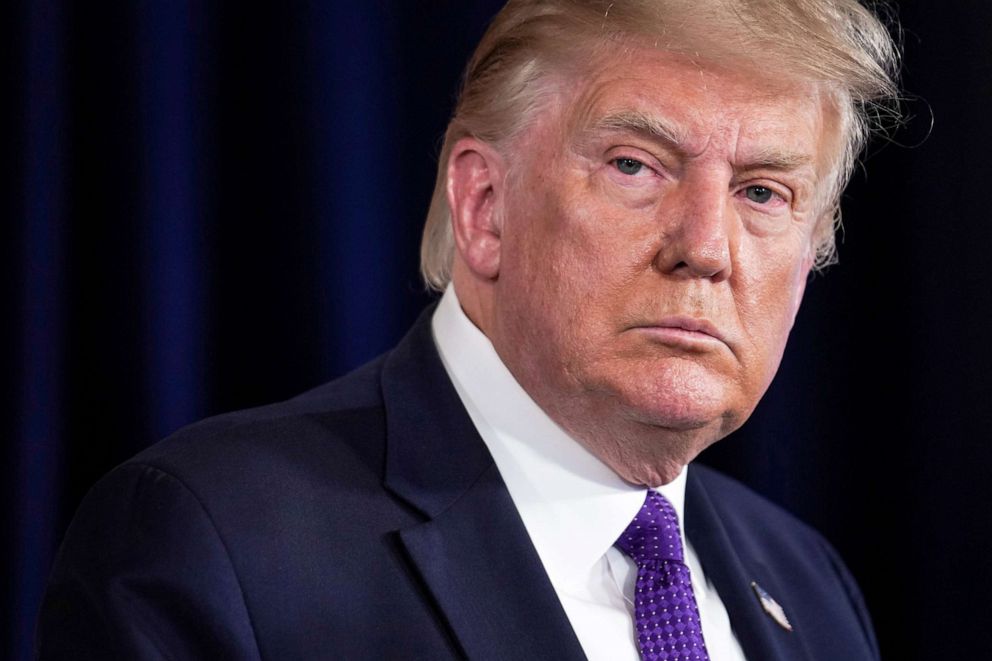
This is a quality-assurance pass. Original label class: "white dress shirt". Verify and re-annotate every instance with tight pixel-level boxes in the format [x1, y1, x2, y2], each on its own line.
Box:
[431, 285, 747, 661]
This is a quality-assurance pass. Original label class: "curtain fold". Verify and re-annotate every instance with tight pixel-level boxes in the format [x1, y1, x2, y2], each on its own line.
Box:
[13, 2, 66, 659]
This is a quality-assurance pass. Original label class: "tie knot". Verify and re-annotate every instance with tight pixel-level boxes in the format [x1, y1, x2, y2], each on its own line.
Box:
[615, 490, 685, 564]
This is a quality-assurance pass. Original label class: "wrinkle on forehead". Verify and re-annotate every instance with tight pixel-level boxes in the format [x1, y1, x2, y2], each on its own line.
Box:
[557, 51, 840, 199]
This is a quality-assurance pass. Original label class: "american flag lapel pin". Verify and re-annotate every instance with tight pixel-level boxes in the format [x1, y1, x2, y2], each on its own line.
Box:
[751, 581, 794, 632]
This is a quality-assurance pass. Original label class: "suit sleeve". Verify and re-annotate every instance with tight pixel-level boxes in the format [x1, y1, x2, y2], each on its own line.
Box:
[36, 463, 262, 660]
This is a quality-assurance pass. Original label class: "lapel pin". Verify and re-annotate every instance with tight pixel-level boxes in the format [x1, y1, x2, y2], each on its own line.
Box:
[751, 581, 793, 632]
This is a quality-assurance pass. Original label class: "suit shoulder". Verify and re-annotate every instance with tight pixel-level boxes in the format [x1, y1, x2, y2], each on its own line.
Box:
[126, 354, 391, 496]
[690, 463, 828, 546]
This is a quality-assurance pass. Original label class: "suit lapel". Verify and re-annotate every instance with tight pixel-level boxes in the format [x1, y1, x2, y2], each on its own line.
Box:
[380, 310, 586, 660]
[685, 467, 813, 661]
[398, 464, 587, 660]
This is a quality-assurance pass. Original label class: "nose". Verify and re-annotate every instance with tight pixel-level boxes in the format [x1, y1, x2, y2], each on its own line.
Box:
[654, 175, 733, 281]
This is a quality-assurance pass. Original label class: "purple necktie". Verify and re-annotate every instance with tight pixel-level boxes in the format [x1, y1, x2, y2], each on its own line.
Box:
[615, 490, 710, 661]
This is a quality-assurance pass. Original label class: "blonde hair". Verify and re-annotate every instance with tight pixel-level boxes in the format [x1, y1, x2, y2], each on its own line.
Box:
[420, 0, 901, 289]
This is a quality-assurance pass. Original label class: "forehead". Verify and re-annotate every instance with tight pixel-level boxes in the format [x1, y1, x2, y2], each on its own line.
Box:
[557, 47, 840, 173]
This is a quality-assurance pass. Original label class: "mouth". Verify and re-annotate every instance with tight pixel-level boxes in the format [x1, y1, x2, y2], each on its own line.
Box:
[629, 316, 729, 350]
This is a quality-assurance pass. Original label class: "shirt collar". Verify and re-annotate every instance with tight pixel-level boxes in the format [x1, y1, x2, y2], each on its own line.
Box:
[431, 284, 689, 589]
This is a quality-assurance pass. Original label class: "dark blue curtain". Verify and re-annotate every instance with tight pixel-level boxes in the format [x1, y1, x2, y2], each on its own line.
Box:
[5, 2, 992, 659]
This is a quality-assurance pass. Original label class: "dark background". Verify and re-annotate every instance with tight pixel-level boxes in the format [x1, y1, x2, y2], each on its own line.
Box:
[4, 1, 989, 659]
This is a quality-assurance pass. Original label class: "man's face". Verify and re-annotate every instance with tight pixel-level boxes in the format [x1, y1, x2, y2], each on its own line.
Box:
[484, 48, 835, 485]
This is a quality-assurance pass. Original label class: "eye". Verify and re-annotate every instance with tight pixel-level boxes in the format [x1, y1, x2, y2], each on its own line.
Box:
[744, 185, 775, 204]
[614, 157, 645, 176]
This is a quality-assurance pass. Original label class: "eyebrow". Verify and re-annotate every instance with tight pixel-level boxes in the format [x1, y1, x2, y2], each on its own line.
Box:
[590, 110, 816, 173]
[593, 110, 688, 149]
[742, 146, 815, 171]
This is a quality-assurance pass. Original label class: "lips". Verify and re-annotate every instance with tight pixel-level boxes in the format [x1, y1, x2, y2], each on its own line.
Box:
[629, 316, 729, 348]
[658, 316, 724, 341]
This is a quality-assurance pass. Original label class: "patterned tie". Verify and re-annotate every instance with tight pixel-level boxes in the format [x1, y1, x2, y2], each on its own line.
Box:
[615, 490, 710, 661]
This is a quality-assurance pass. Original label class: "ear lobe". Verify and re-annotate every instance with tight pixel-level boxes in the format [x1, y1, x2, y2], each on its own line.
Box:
[447, 137, 504, 280]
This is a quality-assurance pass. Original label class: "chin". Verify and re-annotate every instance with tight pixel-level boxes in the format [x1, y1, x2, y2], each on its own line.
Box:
[568, 361, 750, 484]
[615, 374, 735, 433]
[597, 353, 734, 418]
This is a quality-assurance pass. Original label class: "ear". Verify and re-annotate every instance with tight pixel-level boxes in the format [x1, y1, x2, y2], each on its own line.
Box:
[447, 137, 505, 280]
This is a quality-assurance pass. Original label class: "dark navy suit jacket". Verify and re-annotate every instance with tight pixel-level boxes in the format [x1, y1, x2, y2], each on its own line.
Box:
[37, 309, 879, 660]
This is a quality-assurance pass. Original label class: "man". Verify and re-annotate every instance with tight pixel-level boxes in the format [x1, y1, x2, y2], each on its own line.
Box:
[38, 0, 899, 659]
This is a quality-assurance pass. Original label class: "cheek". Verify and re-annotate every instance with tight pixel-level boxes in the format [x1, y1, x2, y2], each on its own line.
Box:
[496, 210, 591, 348]
[738, 249, 810, 367]
[505, 194, 603, 300]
